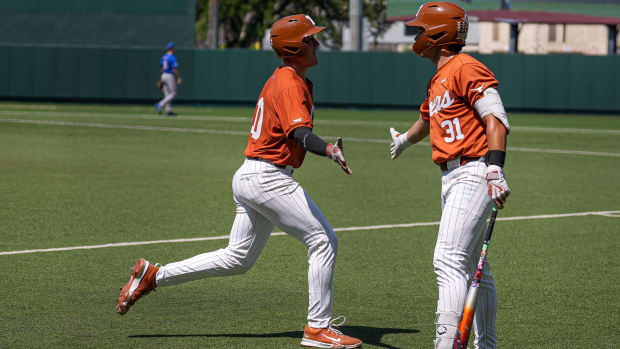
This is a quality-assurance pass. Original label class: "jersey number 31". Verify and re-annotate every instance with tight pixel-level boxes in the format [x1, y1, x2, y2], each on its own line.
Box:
[441, 117, 464, 143]
[250, 97, 264, 140]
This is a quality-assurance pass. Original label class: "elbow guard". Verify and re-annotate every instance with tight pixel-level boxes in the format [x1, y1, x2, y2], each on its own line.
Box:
[474, 87, 510, 134]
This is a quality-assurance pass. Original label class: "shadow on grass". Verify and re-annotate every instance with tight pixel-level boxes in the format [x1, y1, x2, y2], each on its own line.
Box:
[129, 325, 419, 348]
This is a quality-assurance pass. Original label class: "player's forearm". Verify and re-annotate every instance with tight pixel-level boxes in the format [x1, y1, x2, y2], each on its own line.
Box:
[484, 113, 508, 168]
[173, 68, 181, 79]
[292, 127, 328, 156]
[484, 113, 507, 152]
[406, 117, 430, 144]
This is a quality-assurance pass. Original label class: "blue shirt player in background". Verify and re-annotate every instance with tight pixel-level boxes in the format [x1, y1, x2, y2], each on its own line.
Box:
[155, 42, 182, 116]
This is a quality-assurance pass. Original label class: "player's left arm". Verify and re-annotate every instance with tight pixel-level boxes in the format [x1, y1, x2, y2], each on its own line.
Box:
[477, 92, 510, 209]
[457, 63, 511, 208]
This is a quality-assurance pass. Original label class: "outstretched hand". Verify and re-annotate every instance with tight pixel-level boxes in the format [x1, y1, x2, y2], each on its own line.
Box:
[326, 137, 352, 175]
[389, 127, 411, 159]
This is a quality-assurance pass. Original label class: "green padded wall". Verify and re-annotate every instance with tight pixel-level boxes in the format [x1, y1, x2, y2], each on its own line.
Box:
[0, 0, 194, 48]
[0, 45, 619, 112]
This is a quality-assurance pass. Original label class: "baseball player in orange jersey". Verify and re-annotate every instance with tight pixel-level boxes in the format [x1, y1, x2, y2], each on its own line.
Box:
[116, 14, 362, 348]
[389, 2, 510, 349]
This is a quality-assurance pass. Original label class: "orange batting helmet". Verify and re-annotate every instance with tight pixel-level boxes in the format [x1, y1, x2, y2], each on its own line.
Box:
[270, 14, 325, 58]
[405, 1, 469, 56]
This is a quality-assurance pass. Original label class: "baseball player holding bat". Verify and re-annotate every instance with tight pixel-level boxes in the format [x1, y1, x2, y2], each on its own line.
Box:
[389, 2, 510, 348]
[117, 14, 362, 348]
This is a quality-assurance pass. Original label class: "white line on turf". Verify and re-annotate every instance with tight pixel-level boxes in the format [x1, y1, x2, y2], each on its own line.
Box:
[0, 118, 249, 136]
[1, 118, 619, 157]
[0, 104, 57, 110]
[0, 110, 243, 122]
[510, 126, 620, 135]
[1, 210, 618, 256]
[1, 110, 619, 134]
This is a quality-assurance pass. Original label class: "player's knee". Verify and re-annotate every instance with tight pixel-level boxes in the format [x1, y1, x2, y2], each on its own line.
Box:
[433, 249, 467, 277]
[307, 233, 337, 257]
[434, 311, 459, 349]
[229, 257, 256, 275]
[224, 248, 258, 275]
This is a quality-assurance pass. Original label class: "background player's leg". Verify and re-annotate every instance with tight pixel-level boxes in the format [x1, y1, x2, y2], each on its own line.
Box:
[158, 74, 177, 113]
[165, 77, 177, 114]
[156, 201, 273, 286]
[433, 162, 495, 348]
[237, 159, 338, 329]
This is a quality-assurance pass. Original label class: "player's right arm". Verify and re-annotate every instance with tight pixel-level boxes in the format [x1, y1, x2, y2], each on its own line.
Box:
[292, 127, 352, 175]
[389, 114, 430, 160]
[275, 84, 352, 175]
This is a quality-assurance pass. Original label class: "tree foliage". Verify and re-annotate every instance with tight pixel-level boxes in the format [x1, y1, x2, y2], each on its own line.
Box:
[364, 0, 389, 48]
[195, 0, 389, 49]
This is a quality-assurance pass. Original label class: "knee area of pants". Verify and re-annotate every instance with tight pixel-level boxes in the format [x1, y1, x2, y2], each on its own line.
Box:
[224, 250, 258, 274]
[306, 233, 337, 252]
[433, 252, 468, 272]
[228, 258, 255, 275]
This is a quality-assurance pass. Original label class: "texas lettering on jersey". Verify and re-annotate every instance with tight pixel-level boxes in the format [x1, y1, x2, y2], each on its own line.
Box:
[429, 90, 455, 117]
[244, 66, 314, 168]
[420, 54, 499, 164]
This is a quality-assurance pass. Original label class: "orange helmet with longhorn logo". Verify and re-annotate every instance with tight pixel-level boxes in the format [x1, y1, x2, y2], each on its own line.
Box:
[270, 14, 325, 58]
[405, 2, 469, 56]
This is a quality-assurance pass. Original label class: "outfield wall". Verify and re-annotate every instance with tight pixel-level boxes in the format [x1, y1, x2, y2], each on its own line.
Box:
[0, 1, 195, 48]
[1, 45, 619, 112]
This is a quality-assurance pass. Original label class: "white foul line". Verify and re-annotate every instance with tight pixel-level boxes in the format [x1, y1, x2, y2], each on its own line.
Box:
[1, 118, 619, 157]
[1, 210, 618, 256]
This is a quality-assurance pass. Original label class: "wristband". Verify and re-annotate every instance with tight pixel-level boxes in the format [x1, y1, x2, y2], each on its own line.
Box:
[399, 133, 412, 148]
[485, 150, 506, 168]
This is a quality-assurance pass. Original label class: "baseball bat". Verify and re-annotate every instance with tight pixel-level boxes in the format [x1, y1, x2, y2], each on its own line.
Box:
[454, 205, 499, 349]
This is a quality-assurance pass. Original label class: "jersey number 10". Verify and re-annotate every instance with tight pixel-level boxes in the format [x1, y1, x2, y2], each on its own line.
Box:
[251, 97, 264, 140]
[441, 117, 465, 143]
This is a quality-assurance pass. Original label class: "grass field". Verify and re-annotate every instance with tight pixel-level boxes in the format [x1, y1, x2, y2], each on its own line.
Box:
[1, 102, 619, 348]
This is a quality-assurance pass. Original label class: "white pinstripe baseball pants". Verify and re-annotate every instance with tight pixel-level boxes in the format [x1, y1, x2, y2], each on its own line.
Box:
[156, 158, 338, 328]
[434, 160, 497, 349]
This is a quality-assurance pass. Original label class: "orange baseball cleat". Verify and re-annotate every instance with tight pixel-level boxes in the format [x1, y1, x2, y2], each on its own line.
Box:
[300, 317, 362, 348]
[116, 258, 159, 315]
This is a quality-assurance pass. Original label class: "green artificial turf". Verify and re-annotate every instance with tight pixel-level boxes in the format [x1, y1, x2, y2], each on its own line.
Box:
[0, 102, 618, 348]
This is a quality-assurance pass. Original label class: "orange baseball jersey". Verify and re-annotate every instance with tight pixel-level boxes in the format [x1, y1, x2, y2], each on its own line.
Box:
[420, 54, 499, 164]
[244, 66, 315, 168]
